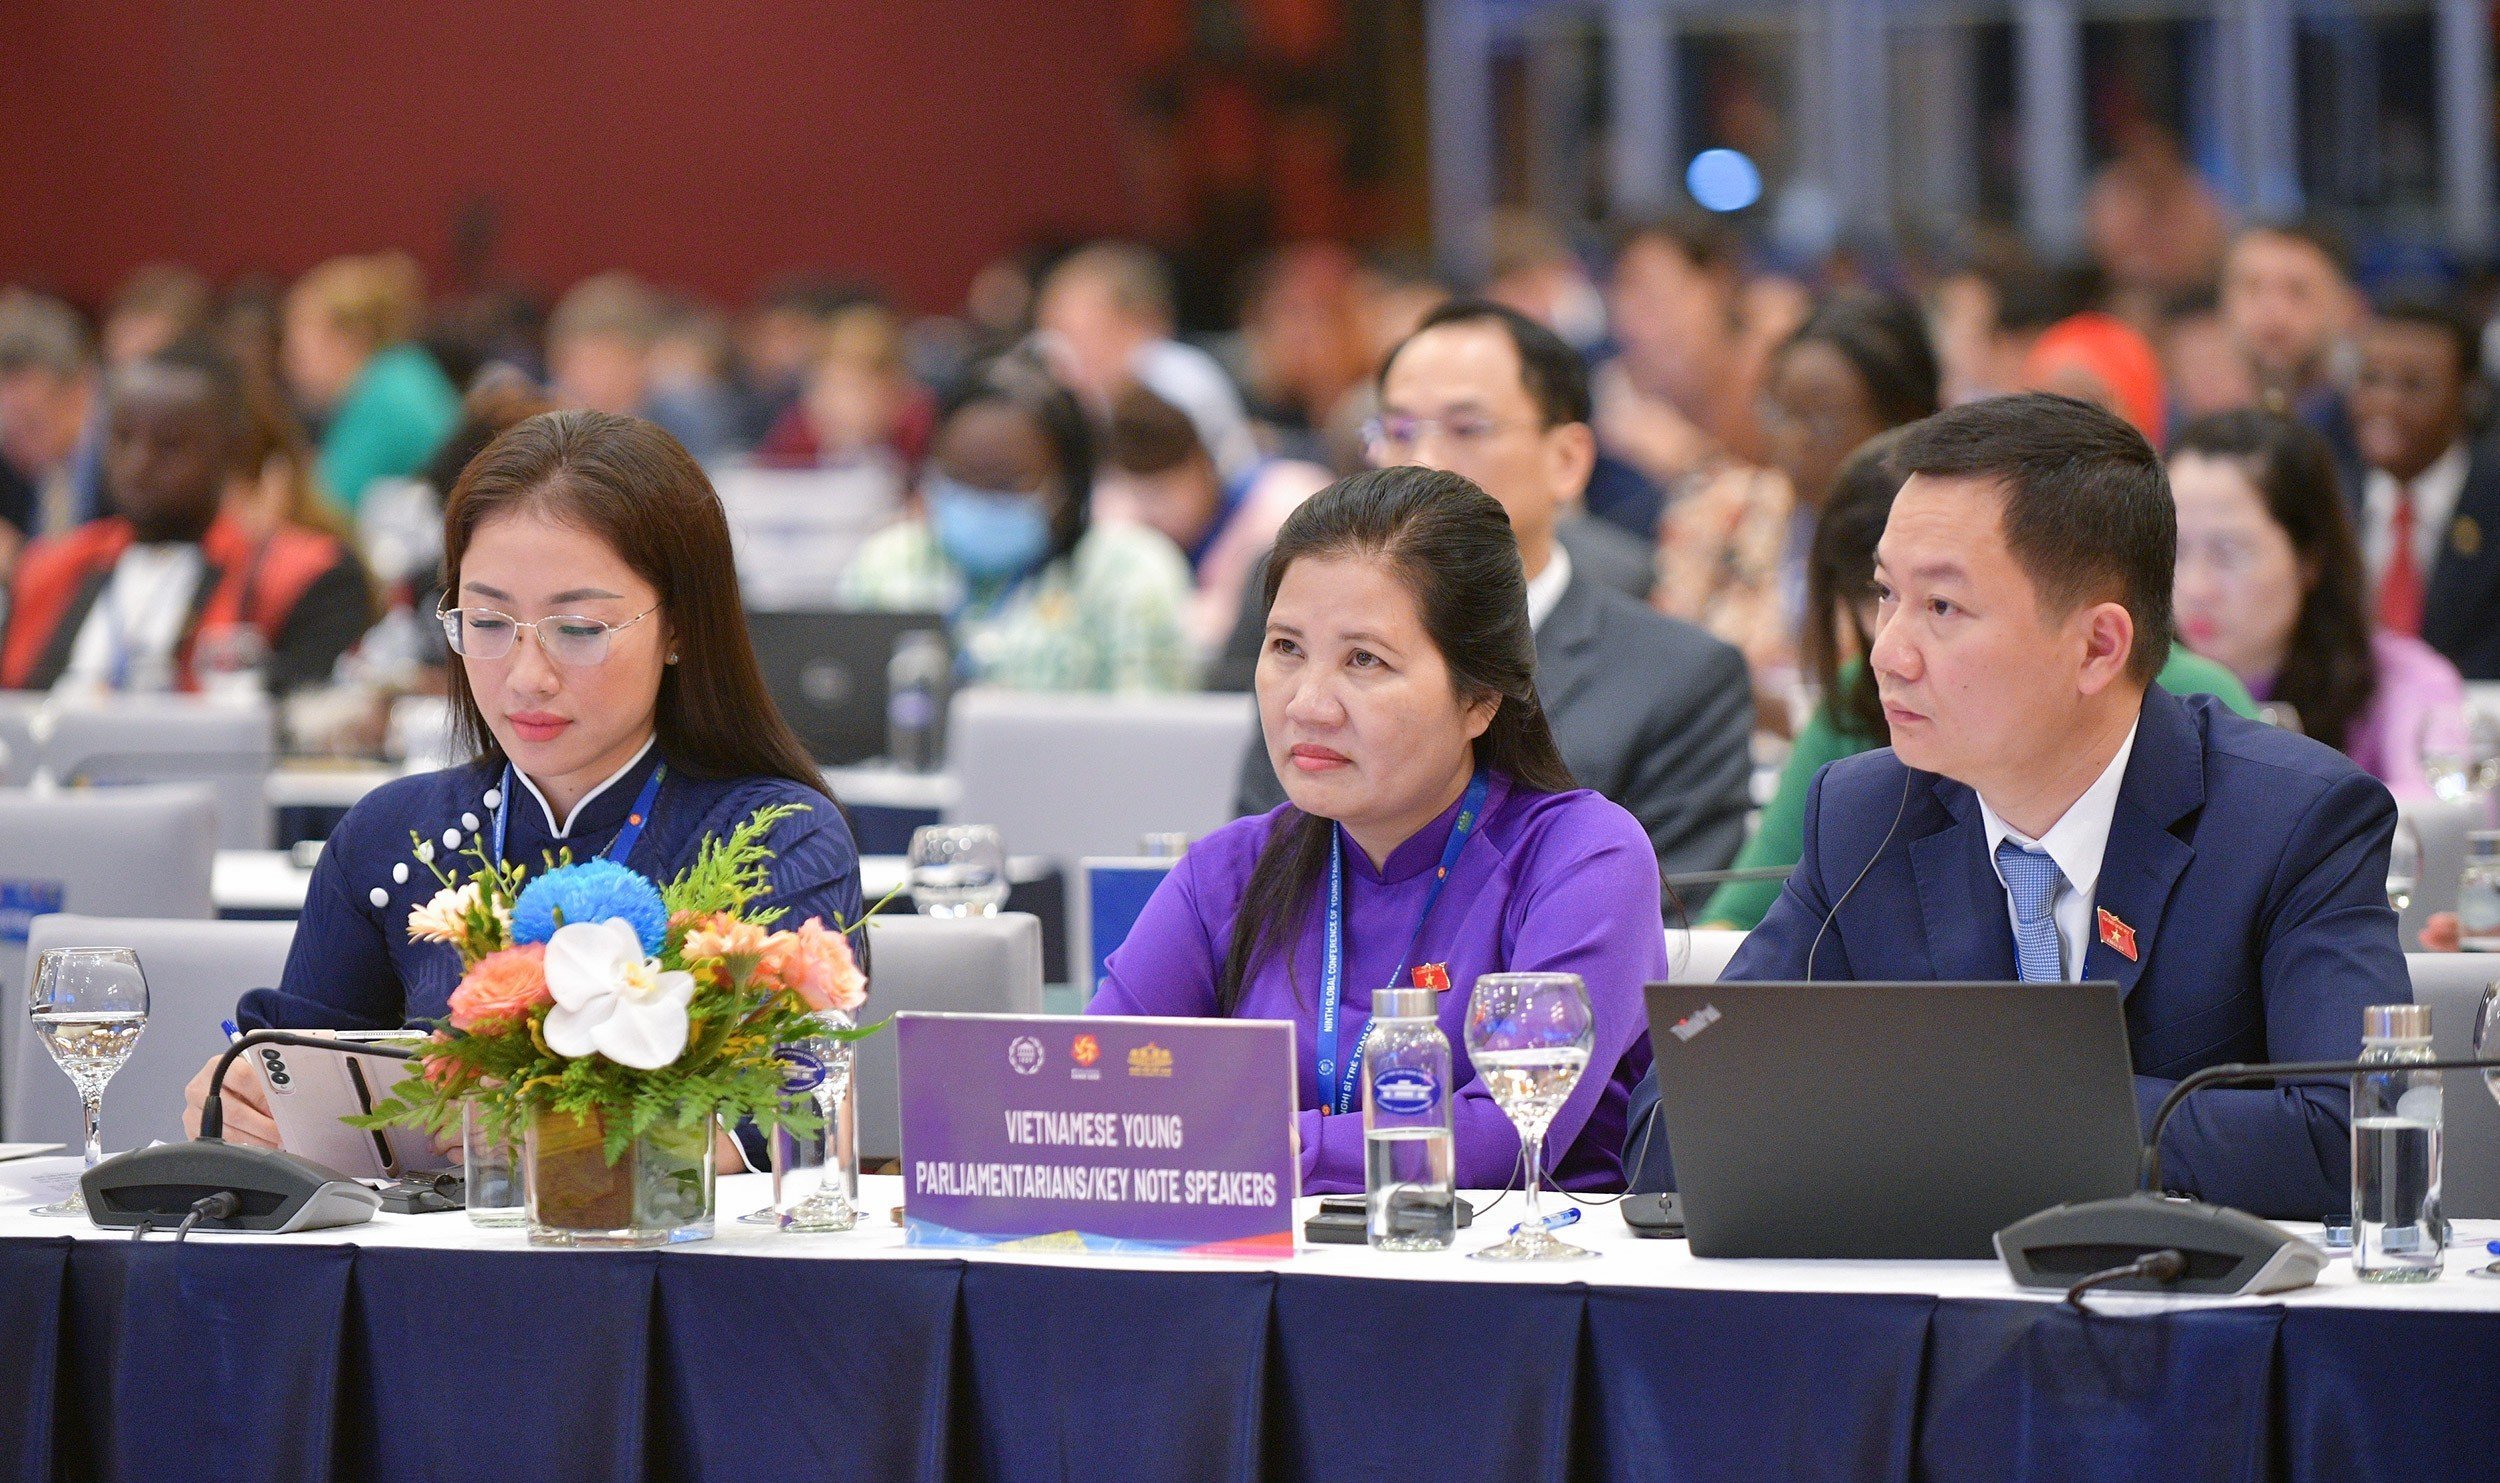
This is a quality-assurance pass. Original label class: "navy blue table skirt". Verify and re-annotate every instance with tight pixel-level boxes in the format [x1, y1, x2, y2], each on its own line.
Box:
[1, 1237, 2492, 1481]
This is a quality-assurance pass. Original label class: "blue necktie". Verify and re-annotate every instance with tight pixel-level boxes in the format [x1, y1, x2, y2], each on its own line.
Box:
[1995, 839, 2066, 983]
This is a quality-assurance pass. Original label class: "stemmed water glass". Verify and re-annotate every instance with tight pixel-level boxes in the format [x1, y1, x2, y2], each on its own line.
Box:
[906, 825, 1009, 917]
[1464, 972, 1596, 1262]
[27, 947, 149, 1217]
[780, 1010, 861, 1232]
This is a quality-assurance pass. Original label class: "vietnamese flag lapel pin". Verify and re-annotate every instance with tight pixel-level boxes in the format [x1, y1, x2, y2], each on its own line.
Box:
[2096, 907, 2139, 962]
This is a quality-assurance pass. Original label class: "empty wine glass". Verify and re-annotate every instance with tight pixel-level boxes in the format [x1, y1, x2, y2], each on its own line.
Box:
[27, 946, 148, 1218]
[1464, 972, 1596, 1262]
[781, 1010, 860, 1232]
[738, 1052, 830, 1226]
[907, 825, 1008, 917]
[2388, 817, 2422, 914]
[2422, 709, 2478, 808]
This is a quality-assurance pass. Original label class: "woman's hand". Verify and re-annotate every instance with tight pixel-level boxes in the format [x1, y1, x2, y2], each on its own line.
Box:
[2423, 912, 2463, 953]
[181, 1049, 279, 1146]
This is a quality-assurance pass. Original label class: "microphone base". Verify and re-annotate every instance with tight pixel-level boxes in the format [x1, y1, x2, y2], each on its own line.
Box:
[1995, 1194, 2326, 1297]
[81, 1142, 381, 1234]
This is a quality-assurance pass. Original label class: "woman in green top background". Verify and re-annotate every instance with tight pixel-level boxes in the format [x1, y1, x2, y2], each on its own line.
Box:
[282, 252, 461, 513]
[1700, 430, 2259, 929]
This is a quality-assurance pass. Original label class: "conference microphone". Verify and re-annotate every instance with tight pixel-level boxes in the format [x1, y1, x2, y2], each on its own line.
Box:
[1996, 1052, 2500, 1309]
[80, 1030, 402, 1235]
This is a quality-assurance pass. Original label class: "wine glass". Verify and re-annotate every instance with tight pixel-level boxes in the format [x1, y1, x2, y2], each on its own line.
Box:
[2422, 709, 2477, 808]
[2474, 982, 2500, 1276]
[737, 1053, 830, 1226]
[2388, 817, 2422, 915]
[27, 946, 148, 1218]
[1463, 972, 1596, 1262]
[907, 825, 1009, 917]
[781, 1011, 861, 1232]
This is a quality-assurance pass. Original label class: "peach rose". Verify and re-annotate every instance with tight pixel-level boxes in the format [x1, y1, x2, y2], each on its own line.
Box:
[446, 944, 551, 1031]
[418, 1031, 470, 1091]
[759, 918, 867, 1013]
[681, 914, 771, 965]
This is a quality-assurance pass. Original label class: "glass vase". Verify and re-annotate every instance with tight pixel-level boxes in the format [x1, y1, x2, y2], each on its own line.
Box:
[524, 1106, 716, 1248]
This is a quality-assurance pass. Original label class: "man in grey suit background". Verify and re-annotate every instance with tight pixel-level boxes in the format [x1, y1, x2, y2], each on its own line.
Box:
[1220, 299, 1756, 879]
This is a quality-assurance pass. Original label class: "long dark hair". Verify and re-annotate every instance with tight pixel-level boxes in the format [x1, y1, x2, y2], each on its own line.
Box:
[441, 409, 833, 800]
[1802, 428, 1911, 745]
[2168, 409, 2378, 753]
[1215, 466, 1575, 1014]
[1779, 293, 1942, 430]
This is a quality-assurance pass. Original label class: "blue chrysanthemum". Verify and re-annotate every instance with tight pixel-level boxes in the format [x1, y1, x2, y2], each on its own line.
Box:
[511, 860, 667, 956]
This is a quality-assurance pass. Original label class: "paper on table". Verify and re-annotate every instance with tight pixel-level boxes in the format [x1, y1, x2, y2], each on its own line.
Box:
[0, 1154, 84, 1202]
[0, 1144, 63, 1163]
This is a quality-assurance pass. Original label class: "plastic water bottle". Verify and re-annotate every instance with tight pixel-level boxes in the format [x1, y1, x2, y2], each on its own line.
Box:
[1362, 986, 1456, 1251]
[2353, 1002, 2444, 1282]
[886, 629, 950, 772]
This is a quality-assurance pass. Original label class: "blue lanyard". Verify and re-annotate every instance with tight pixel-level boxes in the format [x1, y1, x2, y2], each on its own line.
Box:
[1315, 768, 1490, 1116]
[490, 758, 668, 869]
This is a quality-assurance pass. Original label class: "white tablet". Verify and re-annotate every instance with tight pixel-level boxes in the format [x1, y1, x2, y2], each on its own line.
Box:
[258, 1032, 453, 1182]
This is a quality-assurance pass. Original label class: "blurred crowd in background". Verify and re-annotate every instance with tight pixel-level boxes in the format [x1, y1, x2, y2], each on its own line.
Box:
[4, 120, 2499, 914]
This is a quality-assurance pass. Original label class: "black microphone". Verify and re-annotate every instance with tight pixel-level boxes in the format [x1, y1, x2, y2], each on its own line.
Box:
[1998, 1052, 2500, 1304]
[80, 1030, 410, 1234]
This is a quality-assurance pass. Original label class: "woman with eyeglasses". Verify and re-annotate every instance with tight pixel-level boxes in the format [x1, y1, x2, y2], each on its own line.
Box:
[839, 355, 1198, 691]
[183, 410, 863, 1150]
[1653, 295, 1939, 725]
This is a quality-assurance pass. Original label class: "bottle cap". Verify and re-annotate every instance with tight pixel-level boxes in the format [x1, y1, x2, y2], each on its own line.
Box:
[2363, 1003, 2431, 1040]
[1374, 987, 1438, 1021]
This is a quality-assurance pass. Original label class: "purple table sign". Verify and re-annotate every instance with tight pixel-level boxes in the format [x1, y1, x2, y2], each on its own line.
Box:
[896, 1012, 1300, 1256]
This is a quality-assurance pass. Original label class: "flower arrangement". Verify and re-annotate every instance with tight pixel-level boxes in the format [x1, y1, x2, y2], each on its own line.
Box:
[358, 803, 877, 1164]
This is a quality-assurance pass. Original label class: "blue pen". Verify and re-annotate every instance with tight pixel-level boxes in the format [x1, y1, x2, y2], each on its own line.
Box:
[1508, 1207, 1581, 1240]
[220, 1020, 243, 1045]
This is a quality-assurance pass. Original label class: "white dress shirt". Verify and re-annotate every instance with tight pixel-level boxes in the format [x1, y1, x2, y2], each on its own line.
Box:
[1975, 722, 2139, 981]
[1524, 542, 1573, 633]
[2361, 441, 2469, 589]
[60, 542, 205, 693]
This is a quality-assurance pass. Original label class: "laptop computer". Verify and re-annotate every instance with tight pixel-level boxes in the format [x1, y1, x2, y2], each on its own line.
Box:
[747, 610, 948, 766]
[1641, 981, 2143, 1259]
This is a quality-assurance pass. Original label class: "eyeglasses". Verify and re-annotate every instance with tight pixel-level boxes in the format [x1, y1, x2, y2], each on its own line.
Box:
[437, 604, 659, 667]
[1362, 412, 1533, 462]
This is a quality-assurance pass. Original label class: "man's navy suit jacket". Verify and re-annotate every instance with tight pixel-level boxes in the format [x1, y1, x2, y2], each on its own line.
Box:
[1627, 685, 2410, 1219]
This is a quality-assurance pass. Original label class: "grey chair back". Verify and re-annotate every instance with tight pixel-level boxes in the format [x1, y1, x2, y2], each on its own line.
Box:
[10, 915, 295, 1150]
[2410, 953, 2500, 1219]
[944, 689, 1253, 865]
[2397, 797, 2476, 944]
[41, 695, 278, 849]
[0, 786, 218, 1137]
[853, 912, 1044, 1163]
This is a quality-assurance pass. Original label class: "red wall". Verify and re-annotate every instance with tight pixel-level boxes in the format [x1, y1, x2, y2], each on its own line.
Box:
[0, 1, 1138, 310]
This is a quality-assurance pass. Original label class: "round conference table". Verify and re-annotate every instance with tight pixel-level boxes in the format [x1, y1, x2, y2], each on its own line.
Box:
[0, 1157, 2492, 1481]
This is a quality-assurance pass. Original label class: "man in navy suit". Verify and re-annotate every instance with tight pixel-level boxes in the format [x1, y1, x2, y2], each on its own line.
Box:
[2351, 293, 2500, 679]
[1627, 393, 2408, 1219]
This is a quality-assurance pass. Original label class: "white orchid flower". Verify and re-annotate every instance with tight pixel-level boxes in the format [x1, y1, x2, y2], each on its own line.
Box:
[541, 918, 697, 1070]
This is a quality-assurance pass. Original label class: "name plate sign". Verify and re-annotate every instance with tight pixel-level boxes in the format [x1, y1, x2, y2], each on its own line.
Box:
[896, 1012, 1299, 1256]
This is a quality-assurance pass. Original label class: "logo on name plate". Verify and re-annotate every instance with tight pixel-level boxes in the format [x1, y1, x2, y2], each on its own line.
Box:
[1127, 1042, 1174, 1078]
[1007, 1035, 1047, 1075]
[1072, 1033, 1100, 1067]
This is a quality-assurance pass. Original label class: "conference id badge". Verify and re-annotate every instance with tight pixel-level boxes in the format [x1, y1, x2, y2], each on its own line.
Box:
[894, 1012, 1299, 1256]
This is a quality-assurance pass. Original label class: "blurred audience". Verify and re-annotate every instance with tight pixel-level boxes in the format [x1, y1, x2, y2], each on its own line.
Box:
[3, 341, 372, 697]
[1098, 378, 1329, 654]
[2172, 409, 2464, 798]
[546, 273, 734, 462]
[282, 253, 460, 512]
[840, 356, 1195, 692]
[2221, 223, 2362, 466]
[1485, 209, 1609, 361]
[101, 264, 214, 372]
[1655, 293, 1939, 722]
[2351, 292, 2500, 679]
[754, 300, 932, 481]
[2020, 311, 2168, 444]
[0, 290, 105, 544]
[1035, 241, 1258, 482]
[1596, 215, 1766, 490]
